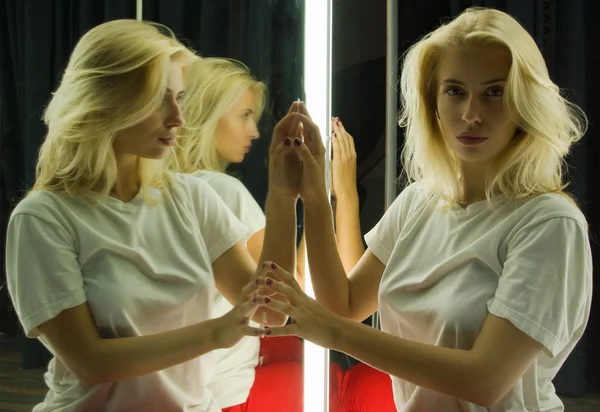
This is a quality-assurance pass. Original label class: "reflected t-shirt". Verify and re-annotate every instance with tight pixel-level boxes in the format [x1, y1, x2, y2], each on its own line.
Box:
[193, 170, 266, 408]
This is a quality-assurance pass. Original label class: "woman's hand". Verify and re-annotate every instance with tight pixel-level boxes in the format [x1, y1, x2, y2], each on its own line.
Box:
[331, 117, 358, 199]
[213, 279, 265, 349]
[267, 101, 304, 199]
[292, 103, 328, 202]
[247, 261, 344, 349]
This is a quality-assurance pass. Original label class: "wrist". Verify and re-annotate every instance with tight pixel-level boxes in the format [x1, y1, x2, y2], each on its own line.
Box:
[209, 316, 229, 350]
[300, 186, 328, 204]
[302, 191, 331, 215]
[329, 315, 352, 351]
[266, 192, 299, 207]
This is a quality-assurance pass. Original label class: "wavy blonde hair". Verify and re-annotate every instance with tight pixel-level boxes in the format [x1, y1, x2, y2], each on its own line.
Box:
[32, 19, 198, 201]
[168, 57, 266, 173]
[399, 7, 587, 206]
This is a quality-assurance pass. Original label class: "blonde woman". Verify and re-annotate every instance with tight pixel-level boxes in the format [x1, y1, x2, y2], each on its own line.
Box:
[5, 20, 301, 411]
[251, 7, 593, 412]
[169, 57, 349, 412]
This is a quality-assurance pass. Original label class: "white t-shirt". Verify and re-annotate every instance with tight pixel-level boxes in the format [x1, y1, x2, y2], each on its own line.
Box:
[364, 182, 592, 412]
[192, 170, 266, 408]
[6, 173, 247, 412]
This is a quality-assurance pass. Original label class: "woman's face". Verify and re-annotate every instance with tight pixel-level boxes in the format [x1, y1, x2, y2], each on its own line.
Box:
[113, 60, 185, 160]
[435, 44, 519, 168]
[215, 88, 260, 164]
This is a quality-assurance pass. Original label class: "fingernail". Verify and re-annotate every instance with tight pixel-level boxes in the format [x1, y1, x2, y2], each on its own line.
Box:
[265, 328, 272, 335]
[293, 139, 301, 147]
[284, 138, 291, 146]
[270, 263, 277, 270]
[266, 278, 273, 286]
[333, 132, 336, 138]
[253, 296, 257, 303]
[262, 263, 267, 268]
[255, 278, 260, 284]
[265, 297, 271, 303]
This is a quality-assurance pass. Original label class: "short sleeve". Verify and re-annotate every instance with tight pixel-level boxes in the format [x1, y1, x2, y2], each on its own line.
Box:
[364, 183, 428, 265]
[6, 213, 87, 338]
[200, 174, 265, 243]
[188, 178, 248, 263]
[487, 217, 592, 357]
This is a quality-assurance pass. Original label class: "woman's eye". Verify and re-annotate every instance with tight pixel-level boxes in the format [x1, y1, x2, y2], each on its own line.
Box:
[445, 87, 463, 96]
[486, 87, 504, 97]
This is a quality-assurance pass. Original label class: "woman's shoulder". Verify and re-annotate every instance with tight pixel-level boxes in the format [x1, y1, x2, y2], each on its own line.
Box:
[517, 192, 588, 226]
[185, 170, 252, 200]
[12, 190, 73, 220]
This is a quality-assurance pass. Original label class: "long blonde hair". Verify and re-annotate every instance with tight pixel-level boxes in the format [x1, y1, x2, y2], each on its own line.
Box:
[33, 19, 197, 201]
[168, 57, 266, 173]
[399, 7, 587, 206]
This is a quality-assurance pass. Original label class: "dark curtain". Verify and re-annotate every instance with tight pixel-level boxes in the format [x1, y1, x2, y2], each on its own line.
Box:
[0, 0, 304, 368]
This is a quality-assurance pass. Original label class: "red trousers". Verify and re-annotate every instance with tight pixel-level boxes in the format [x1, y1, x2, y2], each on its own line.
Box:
[223, 337, 395, 412]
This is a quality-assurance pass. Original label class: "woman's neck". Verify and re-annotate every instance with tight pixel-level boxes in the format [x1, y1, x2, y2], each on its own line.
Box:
[111, 154, 141, 202]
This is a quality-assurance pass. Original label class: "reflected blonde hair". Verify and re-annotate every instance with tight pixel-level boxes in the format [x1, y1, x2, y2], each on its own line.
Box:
[32, 19, 198, 201]
[399, 7, 587, 206]
[168, 57, 266, 173]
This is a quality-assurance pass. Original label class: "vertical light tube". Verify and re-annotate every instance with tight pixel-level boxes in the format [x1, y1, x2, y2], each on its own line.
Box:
[303, 0, 332, 411]
[136, 0, 143, 21]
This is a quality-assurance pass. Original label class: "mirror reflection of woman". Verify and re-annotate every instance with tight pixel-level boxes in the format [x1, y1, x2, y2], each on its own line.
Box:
[169, 57, 349, 411]
[5, 20, 300, 411]
[252, 7, 592, 412]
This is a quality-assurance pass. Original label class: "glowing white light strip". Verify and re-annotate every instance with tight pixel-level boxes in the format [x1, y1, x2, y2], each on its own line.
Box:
[136, 0, 143, 21]
[303, 1, 332, 411]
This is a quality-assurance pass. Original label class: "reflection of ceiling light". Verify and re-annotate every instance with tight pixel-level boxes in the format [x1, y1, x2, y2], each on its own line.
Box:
[304, 1, 332, 411]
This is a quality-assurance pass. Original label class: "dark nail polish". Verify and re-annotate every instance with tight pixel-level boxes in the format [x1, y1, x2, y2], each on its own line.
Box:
[265, 328, 272, 335]
[294, 139, 301, 146]
[265, 297, 271, 303]
[266, 278, 273, 286]
[284, 138, 291, 146]
[270, 263, 277, 270]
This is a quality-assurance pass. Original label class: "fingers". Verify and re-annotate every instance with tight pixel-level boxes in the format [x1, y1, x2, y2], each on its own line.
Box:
[331, 126, 343, 159]
[287, 101, 300, 115]
[272, 113, 304, 147]
[271, 136, 296, 164]
[244, 324, 298, 338]
[254, 295, 296, 318]
[258, 261, 304, 295]
[240, 277, 261, 299]
[244, 325, 274, 338]
[297, 101, 312, 119]
[255, 275, 299, 305]
[333, 117, 355, 158]
[292, 138, 321, 170]
[238, 296, 261, 320]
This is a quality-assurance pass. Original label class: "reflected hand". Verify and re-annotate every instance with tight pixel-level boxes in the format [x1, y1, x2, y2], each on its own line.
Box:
[268, 103, 305, 199]
[331, 117, 358, 199]
[293, 103, 328, 201]
[247, 262, 343, 349]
